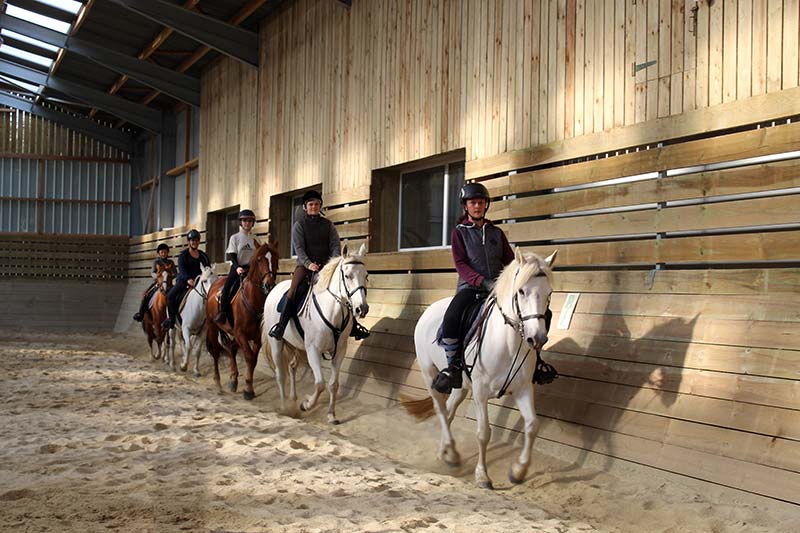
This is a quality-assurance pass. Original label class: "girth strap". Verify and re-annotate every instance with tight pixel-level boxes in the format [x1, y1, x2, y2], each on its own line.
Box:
[311, 291, 351, 361]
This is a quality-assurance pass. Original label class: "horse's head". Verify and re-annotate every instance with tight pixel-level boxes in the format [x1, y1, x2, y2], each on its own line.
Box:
[494, 248, 556, 350]
[199, 263, 218, 286]
[156, 263, 175, 292]
[248, 238, 279, 295]
[340, 242, 369, 318]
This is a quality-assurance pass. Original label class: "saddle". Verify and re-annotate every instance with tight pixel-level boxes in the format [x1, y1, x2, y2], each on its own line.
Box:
[435, 294, 489, 350]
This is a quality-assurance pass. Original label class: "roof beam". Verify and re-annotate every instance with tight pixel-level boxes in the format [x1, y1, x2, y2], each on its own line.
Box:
[107, 0, 259, 66]
[0, 58, 162, 132]
[0, 13, 201, 106]
[0, 92, 133, 152]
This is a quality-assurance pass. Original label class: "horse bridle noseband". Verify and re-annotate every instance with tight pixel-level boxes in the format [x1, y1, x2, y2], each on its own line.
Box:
[495, 269, 549, 336]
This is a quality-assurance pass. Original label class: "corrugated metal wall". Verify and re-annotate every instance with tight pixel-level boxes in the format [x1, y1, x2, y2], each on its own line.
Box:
[0, 157, 131, 235]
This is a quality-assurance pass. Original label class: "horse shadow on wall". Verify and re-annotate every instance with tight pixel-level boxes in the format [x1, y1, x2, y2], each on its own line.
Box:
[492, 296, 699, 483]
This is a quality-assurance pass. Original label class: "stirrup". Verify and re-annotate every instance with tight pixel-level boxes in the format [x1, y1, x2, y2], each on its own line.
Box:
[533, 360, 558, 385]
[268, 322, 286, 340]
[133, 312, 143, 322]
[350, 321, 370, 340]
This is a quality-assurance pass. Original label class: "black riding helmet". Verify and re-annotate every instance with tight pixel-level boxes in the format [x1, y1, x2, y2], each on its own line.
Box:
[156, 243, 170, 252]
[187, 229, 201, 241]
[302, 189, 323, 206]
[238, 209, 256, 220]
[460, 182, 491, 210]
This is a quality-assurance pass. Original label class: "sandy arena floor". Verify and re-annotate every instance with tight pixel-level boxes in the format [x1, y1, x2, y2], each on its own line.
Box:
[0, 330, 797, 532]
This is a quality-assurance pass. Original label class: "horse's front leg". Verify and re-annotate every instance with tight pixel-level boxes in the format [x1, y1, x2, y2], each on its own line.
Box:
[234, 328, 259, 401]
[300, 346, 325, 413]
[473, 388, 494, 489]
[179, 325, 191, 372]
[269, 338, 290, 410]
[325, 338, 348, 424]
[288, 353, 298, 403]
[206, 324, 224, 392]
[509, 385, 540, 485]
[421, 363, 460, 467]
[192, 324, 206, 377]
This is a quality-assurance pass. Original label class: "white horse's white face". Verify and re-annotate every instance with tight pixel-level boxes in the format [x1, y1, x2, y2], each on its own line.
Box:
[341, 243, 369, 319]
[509, 249, 556, 350]
[199, 263, 218, 284]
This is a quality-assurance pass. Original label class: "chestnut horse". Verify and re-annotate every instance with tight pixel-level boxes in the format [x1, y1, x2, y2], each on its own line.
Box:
[142, 263, 175, 363]
[206, 240, 279, 400]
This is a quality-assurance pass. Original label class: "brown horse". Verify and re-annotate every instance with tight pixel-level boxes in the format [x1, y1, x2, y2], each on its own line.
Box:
[206, 240, 279, 400]
[142, 263, 175, 363]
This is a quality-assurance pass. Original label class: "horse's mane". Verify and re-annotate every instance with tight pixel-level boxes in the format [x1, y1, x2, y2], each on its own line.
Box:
[246, 241, 277, 283]
[492, 252, 551, 300]
[314, 251, 364, 293]
[315, 256, 343, 293]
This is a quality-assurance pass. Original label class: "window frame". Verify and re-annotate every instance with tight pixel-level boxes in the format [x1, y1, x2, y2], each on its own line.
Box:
[397, 161, 463, 251]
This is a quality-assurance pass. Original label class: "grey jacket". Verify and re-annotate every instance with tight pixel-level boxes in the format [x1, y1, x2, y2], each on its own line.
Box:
[292, 211, 341, 268]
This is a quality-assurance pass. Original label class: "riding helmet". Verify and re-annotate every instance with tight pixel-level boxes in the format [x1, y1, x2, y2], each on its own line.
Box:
[302, 189, 323, 206]
[460, 182, 491, 209]
[156, 243, 170, 252]
[186, 229, 201, 241]
[238, 209, 256, 220]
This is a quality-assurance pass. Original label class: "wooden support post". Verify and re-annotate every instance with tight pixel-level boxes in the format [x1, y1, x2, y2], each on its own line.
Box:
[36, 159, 44, 233]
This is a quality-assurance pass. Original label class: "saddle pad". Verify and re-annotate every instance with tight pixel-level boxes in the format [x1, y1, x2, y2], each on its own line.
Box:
[277, 278, 310, 314]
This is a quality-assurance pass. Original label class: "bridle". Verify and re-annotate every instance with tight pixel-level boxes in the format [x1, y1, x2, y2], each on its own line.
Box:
[474, 266, 551, 398]
[311, 258, 368, 360]
[239, 250, 276, 320]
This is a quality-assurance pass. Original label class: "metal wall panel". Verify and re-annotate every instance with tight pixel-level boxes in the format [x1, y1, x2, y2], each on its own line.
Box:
[0, 157, 131, 235]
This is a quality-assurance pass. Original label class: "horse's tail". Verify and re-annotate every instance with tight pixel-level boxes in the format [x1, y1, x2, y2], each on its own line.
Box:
[400, 395, 435, 421]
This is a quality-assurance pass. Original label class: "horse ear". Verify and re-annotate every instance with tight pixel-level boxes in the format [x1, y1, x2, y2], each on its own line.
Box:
[544, 249, 558, 268]
[514, 247, 524, 264]
[342, 243, 349, 257]
[357, 243, 367, 256]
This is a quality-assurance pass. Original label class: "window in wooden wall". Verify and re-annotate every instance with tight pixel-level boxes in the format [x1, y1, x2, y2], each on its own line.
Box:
[370, 150, 465, 253]
[206, 205, 239, 263]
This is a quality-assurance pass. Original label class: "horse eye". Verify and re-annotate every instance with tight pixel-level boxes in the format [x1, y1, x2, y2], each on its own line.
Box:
[518, 289, 524, 295]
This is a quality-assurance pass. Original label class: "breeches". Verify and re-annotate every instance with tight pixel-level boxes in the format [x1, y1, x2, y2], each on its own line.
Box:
[442, 287, 484, 341]
[287, 266, 310, 301]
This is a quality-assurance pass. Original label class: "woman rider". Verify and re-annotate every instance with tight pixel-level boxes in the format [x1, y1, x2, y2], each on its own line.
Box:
[268, 190, 369, 341]
[432, 182, 514, 394]
[214, 209, 259, 325]
[133, 243, 175, 322]
[162, 229, 211, 330]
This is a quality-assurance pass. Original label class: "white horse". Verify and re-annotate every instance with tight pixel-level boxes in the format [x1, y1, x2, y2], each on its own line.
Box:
[403, 249, 556, 489]
[168, 264, 217, 375]
[261, 243, 369, 424]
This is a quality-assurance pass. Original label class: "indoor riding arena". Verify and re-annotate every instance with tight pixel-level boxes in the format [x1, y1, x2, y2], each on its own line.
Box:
[1, 0, 799, 531]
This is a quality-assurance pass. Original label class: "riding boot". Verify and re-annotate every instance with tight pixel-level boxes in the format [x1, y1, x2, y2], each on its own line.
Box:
[432, 338, 463, 394]
[269, 297, 294, 340]
[214, 286, 230, 324]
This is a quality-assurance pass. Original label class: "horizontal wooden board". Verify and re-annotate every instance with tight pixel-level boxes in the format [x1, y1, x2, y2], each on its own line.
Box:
[326, 202, 370, 223]
[503, 195, 800, 242]
[491, 158, 800, 220]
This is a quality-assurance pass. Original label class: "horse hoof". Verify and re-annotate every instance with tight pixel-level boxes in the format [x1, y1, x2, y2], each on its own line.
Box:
[243, 390, 255, 401]
[509, 472, 524, 485]
[329, 418, 340, 425]
[444, 459, 460, 469]
[478, 480, 494, 490]
[194, 371, 202, 378]
[228, 382, 238, 393]
[299, 401, 309, 412]
[180, 365, 188, 372]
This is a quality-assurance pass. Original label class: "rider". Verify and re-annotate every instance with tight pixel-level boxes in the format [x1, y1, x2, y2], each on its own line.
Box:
[162, 229, 211, 330]
[133, 243, 175, 322]
[432, 182, 514, 394]
[214, 209, 259, 324]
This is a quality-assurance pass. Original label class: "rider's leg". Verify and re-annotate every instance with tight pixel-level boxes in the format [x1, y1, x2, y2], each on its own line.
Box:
[133, 284, 155, 321]
[162, 282, 184, 329]
[269, 266, 307, 340]
[214, 269, 237, 324]
[433, 288, 479, 393]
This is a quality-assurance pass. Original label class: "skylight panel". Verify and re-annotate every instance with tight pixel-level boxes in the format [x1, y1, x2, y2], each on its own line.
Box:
[0, 74, 42, 94]
[1, 29, 60, 53]
[32, 0, 83, 15]
[0, 45, 54, 68]
[5, 4, 72, 34]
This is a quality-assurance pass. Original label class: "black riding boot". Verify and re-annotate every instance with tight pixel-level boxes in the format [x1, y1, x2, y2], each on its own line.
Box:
[432, 339, 463, 394]
[269, 297, 294, 340]
[214, 286, 230, 324]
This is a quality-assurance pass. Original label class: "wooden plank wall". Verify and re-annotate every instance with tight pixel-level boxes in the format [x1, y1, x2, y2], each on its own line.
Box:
[344, 120, 800, 503]
[0, 233, 128, 280]
[199, 58, 259, 216]
[251, 0, 800, 204]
